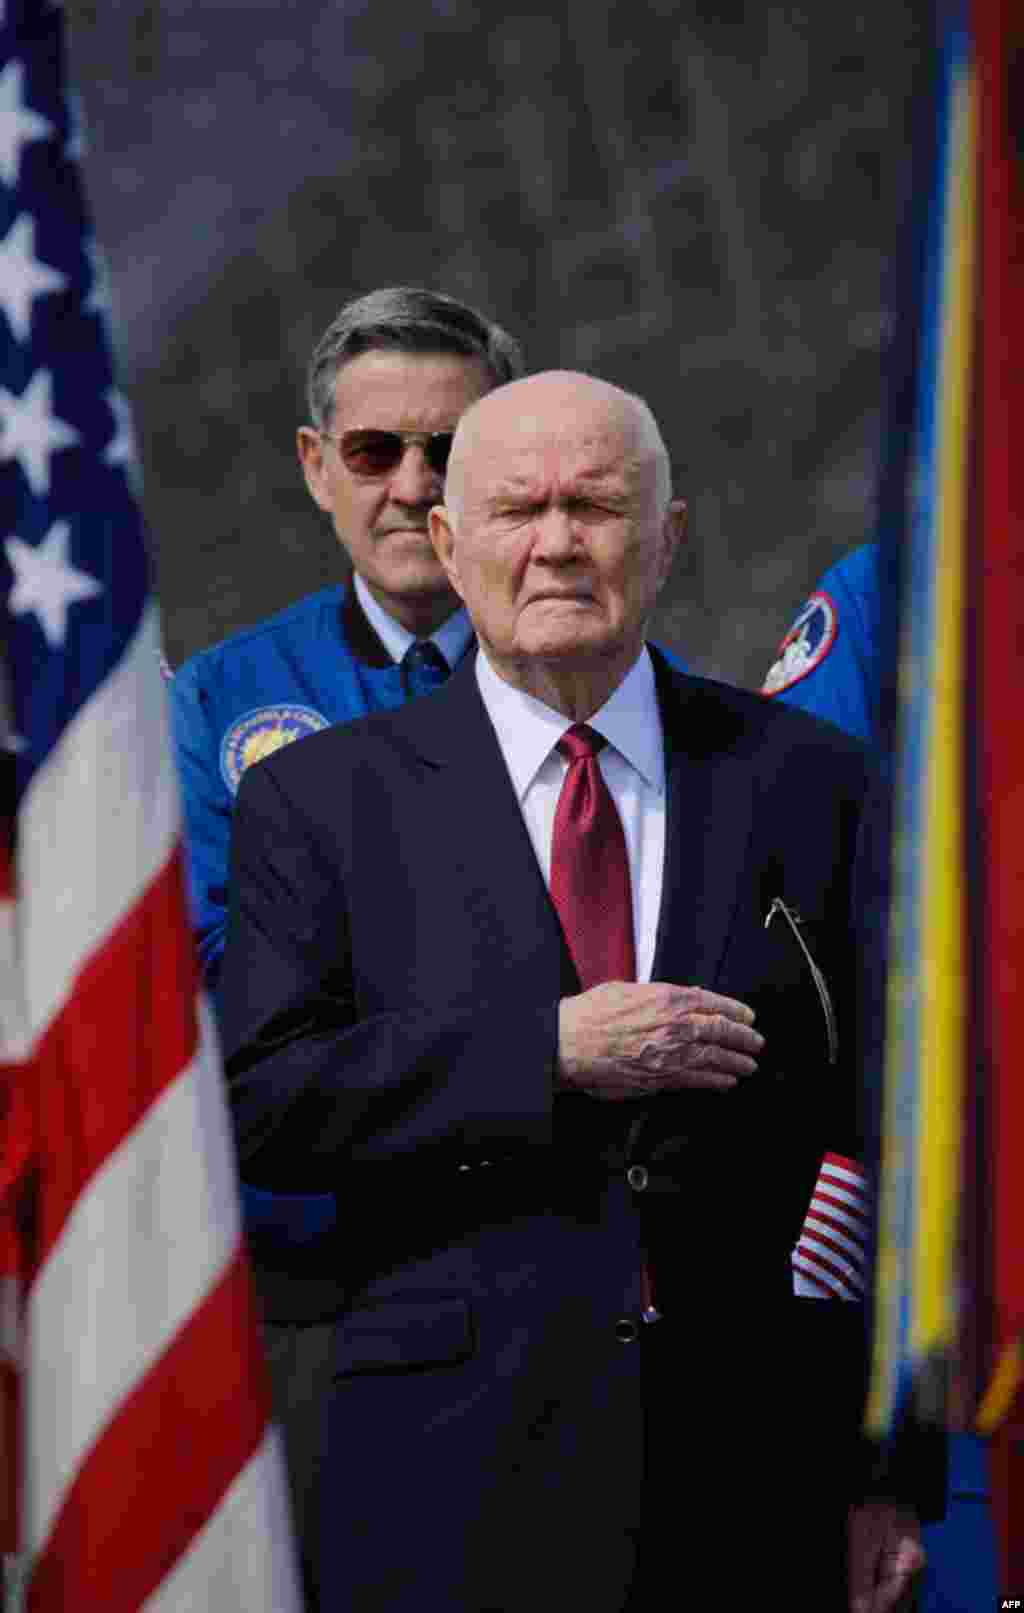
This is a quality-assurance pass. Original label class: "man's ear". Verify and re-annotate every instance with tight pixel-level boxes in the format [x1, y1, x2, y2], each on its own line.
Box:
[428, 504, 466, 601]
[297, 427, 332, 513]
[658, 498, 688, 585]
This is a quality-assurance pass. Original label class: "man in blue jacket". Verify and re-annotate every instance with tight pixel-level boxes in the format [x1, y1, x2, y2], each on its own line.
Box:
[170, 286, 525, 983]
[764, 542, 998, 1613]
[169, 286, 524, 1607]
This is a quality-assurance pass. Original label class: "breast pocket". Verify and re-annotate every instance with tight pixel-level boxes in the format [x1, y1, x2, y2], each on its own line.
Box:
[763, 896, 839, 1068]
[716, 893, 840, 1089]
[333, 1294, 475, 1379]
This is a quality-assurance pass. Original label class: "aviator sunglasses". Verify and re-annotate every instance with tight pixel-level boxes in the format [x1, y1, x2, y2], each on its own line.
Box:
[321, 427, 455, 479]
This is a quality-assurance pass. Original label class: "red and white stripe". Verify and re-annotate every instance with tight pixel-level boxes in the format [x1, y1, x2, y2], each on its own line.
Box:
[791, 1152, 872, 1301]
[2, 609, 300, 1609]
[1, 835, 24, 1556]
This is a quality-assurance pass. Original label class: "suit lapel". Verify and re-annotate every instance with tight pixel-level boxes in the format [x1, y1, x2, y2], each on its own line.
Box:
[649, 651, 756, 992]
[403, 657, 580, 997]
[406, 650, 759, 1000]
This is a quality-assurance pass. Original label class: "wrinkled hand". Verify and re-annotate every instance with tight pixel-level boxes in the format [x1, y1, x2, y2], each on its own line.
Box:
[847, 1501, 926, 1613]
[557, 981, 763, 1101]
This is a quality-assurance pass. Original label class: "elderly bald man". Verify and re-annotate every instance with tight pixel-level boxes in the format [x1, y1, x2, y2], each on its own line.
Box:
[220, 372, 927, 1611]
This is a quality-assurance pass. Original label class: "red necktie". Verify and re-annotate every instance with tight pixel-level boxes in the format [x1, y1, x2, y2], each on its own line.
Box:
[550, 727, 662, 1321]
[550, 725, 636, 988]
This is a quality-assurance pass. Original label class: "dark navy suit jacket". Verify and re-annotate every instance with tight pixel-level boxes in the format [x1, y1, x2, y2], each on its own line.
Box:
[220, 648, 884, 1611]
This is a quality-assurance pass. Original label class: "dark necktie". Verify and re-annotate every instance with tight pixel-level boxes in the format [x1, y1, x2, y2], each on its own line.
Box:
[550, 724, 636, 988]
[402, 640, 450, 697]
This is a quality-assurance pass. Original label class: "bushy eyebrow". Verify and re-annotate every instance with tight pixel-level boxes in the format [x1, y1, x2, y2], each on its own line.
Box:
[485, 467, 636, 505]
[486, 475, 542, 501]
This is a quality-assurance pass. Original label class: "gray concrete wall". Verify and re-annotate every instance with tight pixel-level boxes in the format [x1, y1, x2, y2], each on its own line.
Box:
[66, 0, 930, 688]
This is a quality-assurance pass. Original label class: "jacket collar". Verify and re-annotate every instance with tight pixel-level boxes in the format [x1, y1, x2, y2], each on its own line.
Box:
[340, 582, 393, 668]
[340, 582, 477, 672]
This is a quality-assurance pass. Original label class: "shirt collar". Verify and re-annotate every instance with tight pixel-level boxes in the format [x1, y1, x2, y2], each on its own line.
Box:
[353, 572, 473, 669]
[475, 645, 664, 801]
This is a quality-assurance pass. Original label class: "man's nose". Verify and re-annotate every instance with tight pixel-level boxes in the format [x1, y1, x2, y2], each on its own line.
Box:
[532, 506, 580, 559]
[388, 445, 442, 506]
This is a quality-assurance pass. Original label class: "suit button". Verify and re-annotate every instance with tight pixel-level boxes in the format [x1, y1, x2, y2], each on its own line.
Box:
[627, 1164, 649, 1192]
[615, 1317, 639, 1344]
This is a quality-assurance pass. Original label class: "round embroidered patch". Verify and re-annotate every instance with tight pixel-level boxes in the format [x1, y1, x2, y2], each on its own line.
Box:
[220, 704, 329, 794]
[762, 590, 838, 696]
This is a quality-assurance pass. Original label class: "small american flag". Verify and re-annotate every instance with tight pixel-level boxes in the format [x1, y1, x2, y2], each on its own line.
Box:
[792, 1152, 871, 1302]
[0, 3, 299, 1607]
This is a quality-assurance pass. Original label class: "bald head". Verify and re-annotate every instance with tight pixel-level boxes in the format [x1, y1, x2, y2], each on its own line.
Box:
[444, 370, 673, 525]
[428, 368, 687, 718]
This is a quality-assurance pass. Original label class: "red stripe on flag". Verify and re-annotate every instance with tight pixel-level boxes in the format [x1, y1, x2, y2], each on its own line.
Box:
[793, 1269, 834, 1299]
[811, 1186, 871, 1224]
[24, 847, 197, 1282]
[977, 0, 1024, 1372]
[793, 1246, 861, 1298]
[820, 1152, 865, 1176]
[815, 1177, 870, 1209]
[1, 840, 25, 1552]
[806, 1212, 870, 1264]
[815, 1175, 870, 1208]
[975, 0, 1024, 1582]
[799, 1220, 867, 1274]
[26, 1249, 270, 1613]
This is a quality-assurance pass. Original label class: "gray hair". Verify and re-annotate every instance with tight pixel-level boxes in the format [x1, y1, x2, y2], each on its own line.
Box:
[306, 287, 525, 429]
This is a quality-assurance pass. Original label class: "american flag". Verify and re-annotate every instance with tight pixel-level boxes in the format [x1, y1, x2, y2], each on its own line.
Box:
[0, 4, 300, 1608]
[791, 1152, 871, 1302]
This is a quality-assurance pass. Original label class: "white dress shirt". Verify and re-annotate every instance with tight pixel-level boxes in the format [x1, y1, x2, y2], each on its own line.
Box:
[475, 646, 666, 983]
[354, 572, 474, 670]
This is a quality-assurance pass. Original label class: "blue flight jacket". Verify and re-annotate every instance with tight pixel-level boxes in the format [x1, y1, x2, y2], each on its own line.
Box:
[170, 584, 429, 982]
[171, 584, 431, 1256]
[761, 543, 881, 743]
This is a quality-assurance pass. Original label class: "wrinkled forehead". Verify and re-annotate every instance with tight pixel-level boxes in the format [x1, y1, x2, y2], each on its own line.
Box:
[455, 406, 656, 503]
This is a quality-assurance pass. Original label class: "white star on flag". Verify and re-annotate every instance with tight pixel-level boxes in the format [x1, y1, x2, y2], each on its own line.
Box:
[0, 368, 79, 496]
[5, 521, 103, 647]
[102, 387, 135, 467]
[0, 61, 53, 188]
[0, 213, 67, 343]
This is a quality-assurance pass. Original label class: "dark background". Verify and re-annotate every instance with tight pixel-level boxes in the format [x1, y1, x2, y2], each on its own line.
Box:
[65, 0, 929, 688]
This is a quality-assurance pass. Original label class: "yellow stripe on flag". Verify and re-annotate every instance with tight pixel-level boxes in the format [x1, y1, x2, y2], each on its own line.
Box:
[911, 62, 975, 1364]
